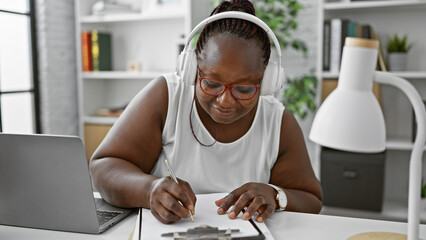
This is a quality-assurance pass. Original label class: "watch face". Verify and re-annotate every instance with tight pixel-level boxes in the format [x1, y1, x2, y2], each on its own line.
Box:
[278, 190, 287, 209]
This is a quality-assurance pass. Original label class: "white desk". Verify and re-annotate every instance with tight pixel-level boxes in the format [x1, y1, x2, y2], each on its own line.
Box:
[1, 211, 426, 240]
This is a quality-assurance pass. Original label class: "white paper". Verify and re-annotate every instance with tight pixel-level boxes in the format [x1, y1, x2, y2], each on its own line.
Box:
[134, 193, 274, 240]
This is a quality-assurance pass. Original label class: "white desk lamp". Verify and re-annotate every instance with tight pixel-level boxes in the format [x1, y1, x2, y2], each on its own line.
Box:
[310, 37, 426, 240]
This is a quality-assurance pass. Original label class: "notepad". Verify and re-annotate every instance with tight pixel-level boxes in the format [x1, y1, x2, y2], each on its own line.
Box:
[135, 193, 274, 239]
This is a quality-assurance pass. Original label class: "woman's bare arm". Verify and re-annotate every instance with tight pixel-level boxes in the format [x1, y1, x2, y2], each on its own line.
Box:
[90, 76, 168, 207]
[270, 109, 323, 213]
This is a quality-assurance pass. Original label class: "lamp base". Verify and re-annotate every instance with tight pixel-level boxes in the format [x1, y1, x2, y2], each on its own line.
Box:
[347, 232, 422, 240]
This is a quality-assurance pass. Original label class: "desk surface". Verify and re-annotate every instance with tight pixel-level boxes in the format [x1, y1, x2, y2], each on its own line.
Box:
[1, 211, 426, 240]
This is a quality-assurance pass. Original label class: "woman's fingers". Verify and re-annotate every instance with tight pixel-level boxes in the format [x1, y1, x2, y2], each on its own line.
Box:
[177, 178, 197, 214]
[150, 196, 181, 223]
[149, 177, 196, 223]
[255, 204, 275, 223]
[241, 195, 265, 220]
[215, 182, 278, 222]
[217, 191, 241, 215]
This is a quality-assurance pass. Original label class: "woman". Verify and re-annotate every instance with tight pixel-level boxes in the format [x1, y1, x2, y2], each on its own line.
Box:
[90, 0, 322, 224]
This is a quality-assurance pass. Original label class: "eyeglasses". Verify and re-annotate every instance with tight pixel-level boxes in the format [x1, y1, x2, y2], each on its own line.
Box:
[198, 71, 260, 100]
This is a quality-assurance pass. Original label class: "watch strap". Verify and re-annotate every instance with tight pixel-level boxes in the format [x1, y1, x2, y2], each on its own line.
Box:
[268, 183, 287, 211]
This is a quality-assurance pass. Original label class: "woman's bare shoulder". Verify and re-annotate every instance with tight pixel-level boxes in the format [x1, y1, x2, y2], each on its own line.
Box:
[91, 75, 169, 169]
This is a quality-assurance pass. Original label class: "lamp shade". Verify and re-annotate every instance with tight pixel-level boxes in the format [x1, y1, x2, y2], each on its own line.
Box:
[309, 38, 386, 153]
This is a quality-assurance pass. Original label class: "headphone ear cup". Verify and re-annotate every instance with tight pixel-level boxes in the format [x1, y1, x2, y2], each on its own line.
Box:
[180, 49, 198, 85]
[278, 66, 285, 90]
[260, 61, 277, 96]
[260, 61, 286, 96]
[176, 51, 185, 77]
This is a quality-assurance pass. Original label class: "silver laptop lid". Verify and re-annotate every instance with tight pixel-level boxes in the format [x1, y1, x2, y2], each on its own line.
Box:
[0, 133, 100, 233]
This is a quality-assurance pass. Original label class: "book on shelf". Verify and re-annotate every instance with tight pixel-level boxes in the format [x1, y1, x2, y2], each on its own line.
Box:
[91, 30, 112, 71]
[81, 31, 92, 72]
[323, 20, 331, 71]
[348, 21, 357, 38]
[324, 19, 388, 72]
[355, 24, 362, 38]
[362, 24, 371, 39]
[329, 18, 349, 73]
[369, 27, 388, 72]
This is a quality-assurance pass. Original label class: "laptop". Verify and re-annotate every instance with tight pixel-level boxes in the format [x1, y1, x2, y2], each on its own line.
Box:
[0, 133, 134, 234]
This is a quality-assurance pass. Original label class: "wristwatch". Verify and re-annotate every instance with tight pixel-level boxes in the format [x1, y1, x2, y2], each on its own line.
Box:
[268, 184, 287, 211]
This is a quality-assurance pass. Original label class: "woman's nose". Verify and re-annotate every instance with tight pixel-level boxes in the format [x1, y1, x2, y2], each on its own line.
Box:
[216, 88, 236, 107]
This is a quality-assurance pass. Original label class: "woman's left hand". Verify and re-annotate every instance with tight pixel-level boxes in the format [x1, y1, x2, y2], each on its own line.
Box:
[215, 182, 277, 223]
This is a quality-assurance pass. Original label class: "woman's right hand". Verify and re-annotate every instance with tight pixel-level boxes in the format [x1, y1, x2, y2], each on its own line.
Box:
[148, 177, 197, 224]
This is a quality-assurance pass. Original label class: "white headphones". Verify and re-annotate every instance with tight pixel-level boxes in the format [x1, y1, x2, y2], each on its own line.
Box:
[176, 11, 285, 96]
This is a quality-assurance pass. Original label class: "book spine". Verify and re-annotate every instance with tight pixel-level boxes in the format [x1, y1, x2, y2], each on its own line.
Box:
[355, 24, 363, 38]
[97, 33, 112, 71]
[323, 20, 331, 71]
[91, 30, 112, 71]
[340, 19, 349, 59]
[348, 21, 357, 37]
[91, 30, 100, 71]
[81, 31, 92, 72]
[330, 18, 342, 73]
[369, 26, 388, 72]
[362, 25, 371, 39]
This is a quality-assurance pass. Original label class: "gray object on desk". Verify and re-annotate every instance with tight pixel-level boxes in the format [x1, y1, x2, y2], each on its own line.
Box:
[320, 147, 386, 211]
[0, 133, 134, 234]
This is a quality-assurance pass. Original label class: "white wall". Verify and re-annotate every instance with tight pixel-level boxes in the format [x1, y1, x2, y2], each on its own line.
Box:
[280, 0, 320, 169]
[36, 0, 79, 135]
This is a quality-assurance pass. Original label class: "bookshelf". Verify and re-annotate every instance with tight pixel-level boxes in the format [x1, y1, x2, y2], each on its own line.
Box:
[317, 0, 426, 223]
[323, 0, 426, 10]
[82, 71, 162, 80]
[79, 11, 186, 23]
[74, 0, 212, 159]
[322, 198, 426, 224]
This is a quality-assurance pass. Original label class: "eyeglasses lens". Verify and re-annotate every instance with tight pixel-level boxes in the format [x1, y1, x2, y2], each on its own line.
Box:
[201, 79, 257, 100]
[232, 85, 256, 99]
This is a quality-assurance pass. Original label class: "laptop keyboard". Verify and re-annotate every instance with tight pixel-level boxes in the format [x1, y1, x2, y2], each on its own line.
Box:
[97, 210, 122, 225]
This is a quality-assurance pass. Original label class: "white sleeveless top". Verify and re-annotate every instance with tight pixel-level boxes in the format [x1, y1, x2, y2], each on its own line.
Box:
[150, 73, 285, 194]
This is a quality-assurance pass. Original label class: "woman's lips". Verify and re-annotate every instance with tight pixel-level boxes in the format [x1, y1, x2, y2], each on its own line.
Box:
[213, 106, 234, 116]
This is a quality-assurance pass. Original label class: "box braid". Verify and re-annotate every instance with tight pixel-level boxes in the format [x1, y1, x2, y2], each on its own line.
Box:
[195, 0, 271, 66]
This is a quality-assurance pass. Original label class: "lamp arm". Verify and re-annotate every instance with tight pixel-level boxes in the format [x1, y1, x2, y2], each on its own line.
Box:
[374, 71, 426, 240]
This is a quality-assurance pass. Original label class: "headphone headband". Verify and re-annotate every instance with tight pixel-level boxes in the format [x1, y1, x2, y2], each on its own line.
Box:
[177, 11, 285, 96]
[183, 11, 282, 64]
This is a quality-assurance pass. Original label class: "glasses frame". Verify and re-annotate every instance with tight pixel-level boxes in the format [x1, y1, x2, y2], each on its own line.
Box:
[197, 71, 261, 100]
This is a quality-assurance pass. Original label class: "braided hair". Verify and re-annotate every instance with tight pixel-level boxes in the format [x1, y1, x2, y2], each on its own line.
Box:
[195, 0, 271, 66]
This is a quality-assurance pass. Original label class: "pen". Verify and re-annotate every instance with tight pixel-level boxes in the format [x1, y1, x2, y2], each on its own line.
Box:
[164, 159, 195, 222]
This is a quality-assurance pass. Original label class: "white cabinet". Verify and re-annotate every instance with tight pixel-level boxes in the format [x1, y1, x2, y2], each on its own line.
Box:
[316, 0, 426, 223]
[74, 0, 211, 157]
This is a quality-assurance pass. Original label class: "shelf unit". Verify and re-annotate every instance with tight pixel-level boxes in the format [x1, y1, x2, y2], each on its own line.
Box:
[317, 0, 426, 222]
[321, 71, 426, 80]
[82, 71, 163, 80]
[322, 198, 426, 224]
[74, 0, 212, 159]
[79, 11, 186, 23]
[324, 0, 426, 10]
[386, 139, 426, 151]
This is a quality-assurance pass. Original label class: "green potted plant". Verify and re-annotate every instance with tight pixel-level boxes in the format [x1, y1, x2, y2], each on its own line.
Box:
[386, 34, 413, 71]
[282, 71, 317, 119]
[211, 0, 307, 54]
[252, 0, 317, 120]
